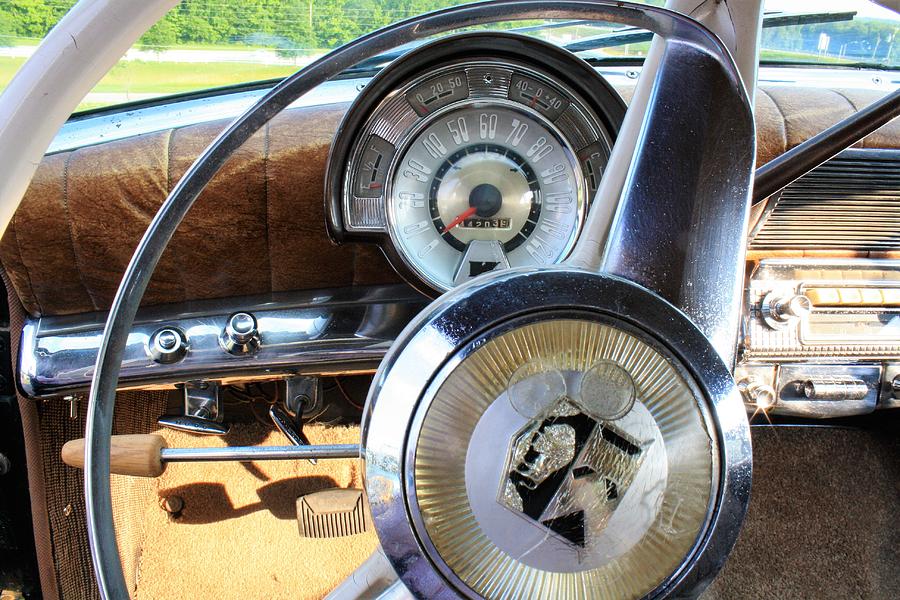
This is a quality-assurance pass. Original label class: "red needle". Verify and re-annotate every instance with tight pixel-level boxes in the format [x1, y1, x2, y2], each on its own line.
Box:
[442, 206, 477, 233]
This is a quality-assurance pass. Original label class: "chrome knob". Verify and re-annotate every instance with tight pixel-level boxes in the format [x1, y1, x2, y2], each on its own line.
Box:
[738, 378, 777, 410]
[891, 375, 900, 399]
[802, 378, 868, 401]
[775, 295, 812, 320]
[148, 327, 188, 364]
[220, 312, 260, 355]
[762, 292, 812, 329]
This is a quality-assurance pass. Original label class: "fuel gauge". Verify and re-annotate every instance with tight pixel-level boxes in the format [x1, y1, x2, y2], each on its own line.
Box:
[355, 135, 395, 198]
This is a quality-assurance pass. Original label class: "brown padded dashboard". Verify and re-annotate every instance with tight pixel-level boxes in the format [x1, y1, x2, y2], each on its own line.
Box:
[3, 84, 899, 317]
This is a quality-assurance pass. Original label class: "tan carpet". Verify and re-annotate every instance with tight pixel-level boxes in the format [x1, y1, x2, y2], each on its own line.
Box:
[132, 423, 376, 600]
[703, 425, 900, 600]
[129, 424, 898, 600]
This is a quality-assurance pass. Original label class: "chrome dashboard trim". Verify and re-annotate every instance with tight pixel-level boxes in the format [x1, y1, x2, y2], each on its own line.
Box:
[50, 67, 897, 156]
[50, 78, 369, 154]
[19, 285, 427, 398]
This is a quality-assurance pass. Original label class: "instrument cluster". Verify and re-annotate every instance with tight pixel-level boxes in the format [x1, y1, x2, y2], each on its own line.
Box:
[325, 32, 625, 295]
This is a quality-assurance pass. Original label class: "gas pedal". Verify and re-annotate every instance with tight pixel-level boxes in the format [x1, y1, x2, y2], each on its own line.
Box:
[296, 488, 371, 538]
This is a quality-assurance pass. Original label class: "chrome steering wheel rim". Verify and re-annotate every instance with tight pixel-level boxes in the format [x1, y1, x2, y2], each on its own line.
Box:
[82, 2, 755, 598]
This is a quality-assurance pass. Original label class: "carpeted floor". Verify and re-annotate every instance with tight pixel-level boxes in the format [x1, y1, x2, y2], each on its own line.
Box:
[119, 423, 900, 600]
[132, 424, 377, 600]
[702, 425, 900, 600]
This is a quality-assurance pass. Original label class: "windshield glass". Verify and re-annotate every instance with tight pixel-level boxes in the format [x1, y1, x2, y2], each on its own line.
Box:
[0, 0, 895, 112]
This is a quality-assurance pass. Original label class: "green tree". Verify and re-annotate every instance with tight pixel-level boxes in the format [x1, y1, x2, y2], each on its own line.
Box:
[139, 17, 179, 49]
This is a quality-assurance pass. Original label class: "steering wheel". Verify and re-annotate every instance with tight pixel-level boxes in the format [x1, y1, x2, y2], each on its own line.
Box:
[84, 1, 754, 598]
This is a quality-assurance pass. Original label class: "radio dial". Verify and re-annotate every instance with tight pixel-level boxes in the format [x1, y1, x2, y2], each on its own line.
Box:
[761, 291, 812, 329]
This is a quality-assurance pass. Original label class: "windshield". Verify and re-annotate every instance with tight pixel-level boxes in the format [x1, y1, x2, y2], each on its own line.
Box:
[0, 0, 895, 112]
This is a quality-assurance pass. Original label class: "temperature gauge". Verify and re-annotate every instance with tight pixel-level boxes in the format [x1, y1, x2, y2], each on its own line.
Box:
[579, 142, 609, 198]
[508, 74, 570, 121]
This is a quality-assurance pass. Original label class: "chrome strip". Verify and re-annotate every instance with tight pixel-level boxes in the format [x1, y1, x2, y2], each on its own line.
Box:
[19, 285, 426, 398]
[49, 66, 895, 156]
[49, 78, 368, 154]
[160, 443, 359, 462]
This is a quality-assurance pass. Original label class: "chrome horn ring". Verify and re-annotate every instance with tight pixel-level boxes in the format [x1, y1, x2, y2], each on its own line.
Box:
[364, 268, 751, 599]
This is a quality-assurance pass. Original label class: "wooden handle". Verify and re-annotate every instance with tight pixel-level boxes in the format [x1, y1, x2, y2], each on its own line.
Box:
[61, 434, 167, 478]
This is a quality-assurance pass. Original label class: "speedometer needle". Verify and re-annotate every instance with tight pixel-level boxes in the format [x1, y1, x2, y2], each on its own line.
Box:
[442, 206, 477, 233]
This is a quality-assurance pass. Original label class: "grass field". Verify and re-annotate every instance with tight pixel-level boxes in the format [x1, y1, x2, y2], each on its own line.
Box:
[93, 60, 298, 93]
[0, 56, 300, 110]
[0, 44, 864, 113]
[759, 49, 848, 64]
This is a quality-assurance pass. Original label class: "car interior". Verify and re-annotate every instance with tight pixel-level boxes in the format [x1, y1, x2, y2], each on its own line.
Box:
[0, 0, 897, 599]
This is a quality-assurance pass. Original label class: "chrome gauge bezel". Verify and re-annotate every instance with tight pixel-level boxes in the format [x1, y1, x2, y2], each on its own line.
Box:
[382, 94, 588, 292]
[325, 32, 625, 297]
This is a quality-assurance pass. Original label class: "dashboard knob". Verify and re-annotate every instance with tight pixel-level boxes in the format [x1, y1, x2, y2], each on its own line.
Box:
[221, 312, 260, 355]
[776, 294, 812, 320]
[892, 375, 900, 399]
[802, 378, 868, 401]
[148, 327, 188, 364]
[761, 291, 812, 329]
[738, 378, 777, 410]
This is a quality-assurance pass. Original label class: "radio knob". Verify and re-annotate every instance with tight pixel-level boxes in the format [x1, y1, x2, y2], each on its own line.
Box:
[762, 292, 812, 329]
[221, 312, 260, 355]
[148, 327, 188, 364]
[775, 294, 812, 320]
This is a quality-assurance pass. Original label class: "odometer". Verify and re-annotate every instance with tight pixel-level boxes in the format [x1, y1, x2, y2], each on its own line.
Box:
[389, 103, 583, 291]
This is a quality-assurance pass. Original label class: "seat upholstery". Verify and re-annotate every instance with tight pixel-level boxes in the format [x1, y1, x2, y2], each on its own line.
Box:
[2, 86, 898, 317]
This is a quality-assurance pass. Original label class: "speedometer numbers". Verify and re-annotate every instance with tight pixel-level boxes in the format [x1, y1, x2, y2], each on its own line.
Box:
[391, 105, 582, 291]
[340, 53, 616, 294]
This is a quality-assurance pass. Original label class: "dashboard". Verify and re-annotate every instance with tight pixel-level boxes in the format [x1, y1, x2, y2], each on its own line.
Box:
[325, 33, 624, 294]
[4, 31, 900, 425]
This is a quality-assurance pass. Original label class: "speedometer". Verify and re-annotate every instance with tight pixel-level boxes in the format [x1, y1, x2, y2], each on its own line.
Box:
[326, 33, 625, 295]
[390, 103, 583, 290]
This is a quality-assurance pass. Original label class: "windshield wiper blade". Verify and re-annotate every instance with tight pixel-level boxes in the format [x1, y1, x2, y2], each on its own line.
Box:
[568, 10, 857, 55]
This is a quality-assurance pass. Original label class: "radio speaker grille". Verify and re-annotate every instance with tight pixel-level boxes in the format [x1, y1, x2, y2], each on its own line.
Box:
[751, 149, 900, 252]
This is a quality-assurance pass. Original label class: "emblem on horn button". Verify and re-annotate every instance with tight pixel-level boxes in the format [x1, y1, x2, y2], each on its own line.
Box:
[500, 361, 650, 548]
